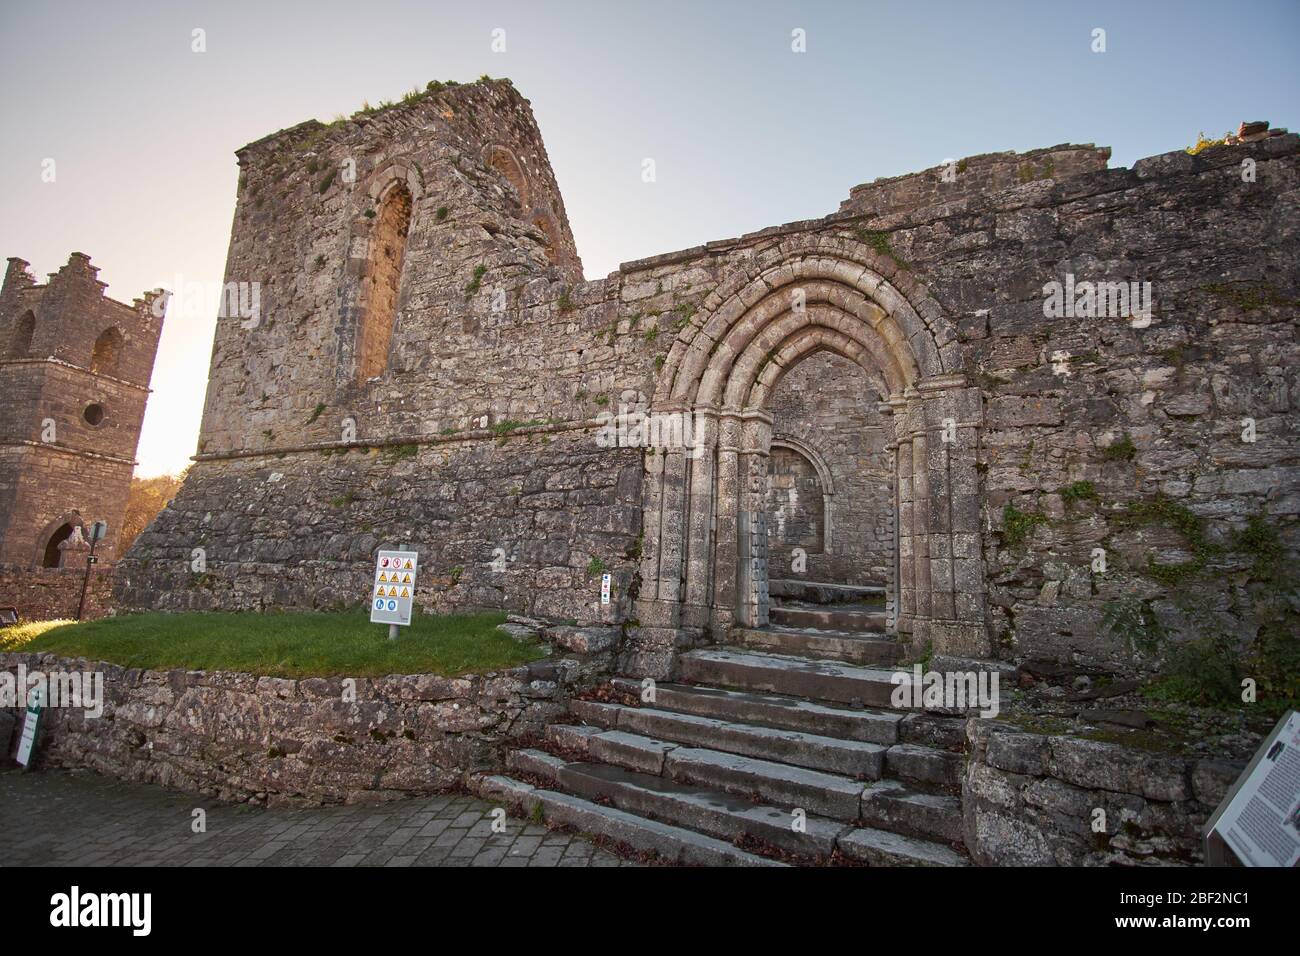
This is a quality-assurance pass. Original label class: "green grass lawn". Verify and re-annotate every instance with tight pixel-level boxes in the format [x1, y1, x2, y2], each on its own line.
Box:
[0, 610, 545, 678]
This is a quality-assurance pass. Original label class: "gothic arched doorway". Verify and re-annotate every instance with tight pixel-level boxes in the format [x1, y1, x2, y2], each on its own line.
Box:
[629, 235, 988, 678]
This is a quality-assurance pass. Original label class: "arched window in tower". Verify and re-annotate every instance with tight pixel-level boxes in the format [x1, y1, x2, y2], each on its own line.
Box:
[90, 326, 124, 375]
[10, 311, 35, 358]
[485, 146, 529, 207]
[356, 183, 412, 383]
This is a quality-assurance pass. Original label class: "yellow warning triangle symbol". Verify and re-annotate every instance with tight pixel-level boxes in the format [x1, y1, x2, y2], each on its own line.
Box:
[388, 586, 398, 596]
[401, 587, 409, 597]
[378, 572, 388, 582]
[402, 573, 411, 584]
[404, 559, 413, 569]
[375, 586, 384, 596]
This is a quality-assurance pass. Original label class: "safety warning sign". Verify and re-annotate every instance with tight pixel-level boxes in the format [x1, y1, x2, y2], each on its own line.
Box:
[370, 550, 418, 626]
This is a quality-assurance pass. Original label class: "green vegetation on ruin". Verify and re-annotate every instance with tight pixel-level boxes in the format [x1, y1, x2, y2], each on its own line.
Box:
[1200, 281, 1297, 311]
[489, 419, 543, 438]
[1000, 502, 1047, 548]
[1059, 480, 1099, 507]
[465, 264, 487, 298]
[1101, 432, 1136, 462]
[0, 610, 542, 678]
[1185, 131, 1228, 155]
[852, 228, 909, 270]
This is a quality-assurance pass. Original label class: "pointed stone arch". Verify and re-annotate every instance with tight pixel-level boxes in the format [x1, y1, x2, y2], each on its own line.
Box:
[337, 162, 424, 387]
[628, 235, 988, 678]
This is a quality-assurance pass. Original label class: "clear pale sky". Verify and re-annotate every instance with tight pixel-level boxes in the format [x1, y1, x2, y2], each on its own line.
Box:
[2, 0, 1296, 478]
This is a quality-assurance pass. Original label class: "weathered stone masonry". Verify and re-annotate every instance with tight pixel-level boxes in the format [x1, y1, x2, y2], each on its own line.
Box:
[120, 79, 1297, 690]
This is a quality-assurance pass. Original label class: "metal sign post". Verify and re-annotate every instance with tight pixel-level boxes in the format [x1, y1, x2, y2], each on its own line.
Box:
[75, 521, 106, 621]
[370, 549, 418, 639]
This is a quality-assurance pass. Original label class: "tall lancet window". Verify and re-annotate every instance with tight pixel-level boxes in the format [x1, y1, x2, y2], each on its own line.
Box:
[356, 183, 412, 383]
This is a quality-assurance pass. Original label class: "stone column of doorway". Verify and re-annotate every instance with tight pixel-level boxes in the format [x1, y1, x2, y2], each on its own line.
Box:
[709, 410, 744, 635]
[681, 404, 719, 631]
[736, 410, 773, 628]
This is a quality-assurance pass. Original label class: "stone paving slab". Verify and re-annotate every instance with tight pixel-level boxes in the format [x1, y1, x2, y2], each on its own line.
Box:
[0, 769, 642, 868]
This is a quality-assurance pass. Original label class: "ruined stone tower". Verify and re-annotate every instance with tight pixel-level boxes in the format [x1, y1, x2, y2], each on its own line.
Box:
[0, 253, 165, 567]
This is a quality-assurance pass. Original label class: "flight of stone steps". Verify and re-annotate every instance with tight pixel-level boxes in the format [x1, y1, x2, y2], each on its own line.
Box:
[482, 579, 970, 867]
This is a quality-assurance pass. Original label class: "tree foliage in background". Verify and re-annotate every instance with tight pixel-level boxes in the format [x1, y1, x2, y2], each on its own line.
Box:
[118, 471, 186, 556]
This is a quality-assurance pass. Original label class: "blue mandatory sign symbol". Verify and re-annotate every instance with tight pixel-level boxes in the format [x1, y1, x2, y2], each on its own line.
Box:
[387, 599, 397, 611]
[374, 599, 384, 609]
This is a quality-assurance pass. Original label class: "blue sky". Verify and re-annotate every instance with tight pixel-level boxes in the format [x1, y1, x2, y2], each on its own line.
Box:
[2, 0, 1296, 476]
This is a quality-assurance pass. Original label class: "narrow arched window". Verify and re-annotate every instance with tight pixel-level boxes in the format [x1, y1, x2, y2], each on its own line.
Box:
[356, 183, 412, 383]
[90, 326, 124, 374]
[10, 311, 35, 358]
[43, 523, 74, 568]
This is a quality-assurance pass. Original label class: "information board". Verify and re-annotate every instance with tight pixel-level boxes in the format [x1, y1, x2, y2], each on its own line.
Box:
[370, 550, 418, 627]
[1205, 710, 1300, 867]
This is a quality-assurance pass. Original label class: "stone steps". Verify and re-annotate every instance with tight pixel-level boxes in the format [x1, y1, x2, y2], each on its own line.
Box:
[478, 774, 785, 866]
[607, 678, 904, 745]
[729, 624, 899, 666]
[768, 604, 889, 633]
[493, 755, 965, 866]
[495, 605, 968, 867]
[678, 646, 902, 708]
[885, 742, 964, 792]
[860, 779, 964, 843]
[768, 579, 886, 605]
[557, 704, 886, 777]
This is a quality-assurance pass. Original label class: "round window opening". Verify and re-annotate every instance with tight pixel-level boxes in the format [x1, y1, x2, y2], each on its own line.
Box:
[83, 403, 105, 427]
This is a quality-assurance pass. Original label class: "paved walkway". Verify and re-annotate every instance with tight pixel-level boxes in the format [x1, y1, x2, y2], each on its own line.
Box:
[0, 769, 641, 867]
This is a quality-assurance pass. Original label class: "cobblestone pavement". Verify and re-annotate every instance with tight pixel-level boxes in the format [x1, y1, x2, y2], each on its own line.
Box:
[0, 769, 641, 867]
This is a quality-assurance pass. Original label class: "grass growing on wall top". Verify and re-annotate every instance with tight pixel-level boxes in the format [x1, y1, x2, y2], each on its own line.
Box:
[0, 610, 543, 679]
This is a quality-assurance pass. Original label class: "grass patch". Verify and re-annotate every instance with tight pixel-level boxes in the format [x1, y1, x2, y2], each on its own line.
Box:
[0, 610, 542, 678]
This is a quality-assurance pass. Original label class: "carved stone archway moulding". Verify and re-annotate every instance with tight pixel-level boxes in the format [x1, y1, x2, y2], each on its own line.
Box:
[627, 234, 990, 679]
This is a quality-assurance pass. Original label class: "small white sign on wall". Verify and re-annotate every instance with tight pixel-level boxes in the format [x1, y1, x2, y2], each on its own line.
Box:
[600, 572, 611, 606]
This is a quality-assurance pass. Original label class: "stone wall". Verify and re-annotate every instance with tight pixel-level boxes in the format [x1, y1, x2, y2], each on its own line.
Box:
[119, 428, 642, 625]
[963, 719, 1245, 865]
[1, 650, 587, 806]
[0, 563, 115, 621]
[766, 352, 893, 586]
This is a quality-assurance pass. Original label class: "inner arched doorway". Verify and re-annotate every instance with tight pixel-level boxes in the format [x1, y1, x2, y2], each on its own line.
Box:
[629, 235, 989, 678]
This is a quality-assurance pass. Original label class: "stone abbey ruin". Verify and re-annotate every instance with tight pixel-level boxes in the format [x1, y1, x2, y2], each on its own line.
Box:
[9, 78, 1297, 865]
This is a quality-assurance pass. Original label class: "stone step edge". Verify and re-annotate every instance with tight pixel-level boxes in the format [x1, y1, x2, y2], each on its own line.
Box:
[476, 774, 785, 867]
[561, 702, 890, 767]
[479, 771, 966, 867]
[606, 677, 905, 727]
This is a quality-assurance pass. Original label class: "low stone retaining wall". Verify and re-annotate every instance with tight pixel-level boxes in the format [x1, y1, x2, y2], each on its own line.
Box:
[963, 719, 1245, 865]
[1, 651, 589, 806]
[0, 564, 116, 622]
